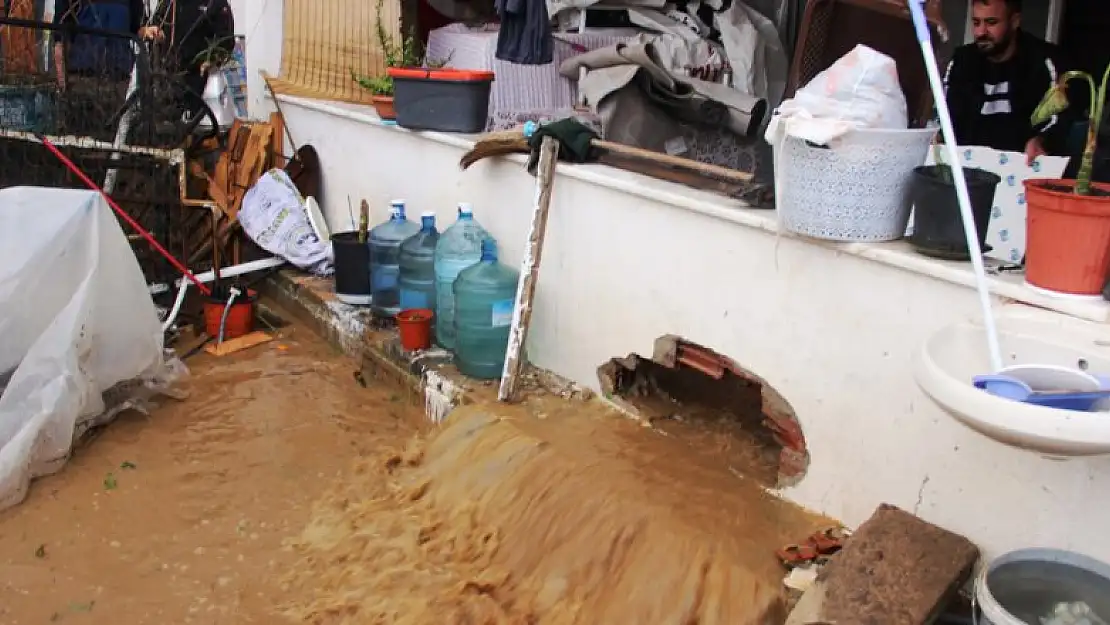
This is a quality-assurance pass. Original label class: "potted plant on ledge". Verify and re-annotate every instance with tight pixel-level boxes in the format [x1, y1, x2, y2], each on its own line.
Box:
[352, 0, 425, 121]
[353, 71, 397, 120]
[1025, 65, 1110, 295]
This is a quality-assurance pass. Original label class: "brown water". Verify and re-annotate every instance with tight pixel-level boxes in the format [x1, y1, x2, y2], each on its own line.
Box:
[283, 402, 828, 625]
[0, 314, 826, 624]
[0, 323, 423, 624]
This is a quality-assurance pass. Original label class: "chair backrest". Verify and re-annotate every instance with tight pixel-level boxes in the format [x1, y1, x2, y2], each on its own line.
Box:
[787, 0, 947, 128]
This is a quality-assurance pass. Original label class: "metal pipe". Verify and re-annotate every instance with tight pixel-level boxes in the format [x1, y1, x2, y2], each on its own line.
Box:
[161, 257, 285, 333]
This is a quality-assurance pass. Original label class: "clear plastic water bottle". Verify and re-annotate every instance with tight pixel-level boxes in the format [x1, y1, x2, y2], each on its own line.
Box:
[398, 211, 440, 312]
[433, 203, 490, 349]
[453, 238, 520, 380]
[369, 199, 420, 317]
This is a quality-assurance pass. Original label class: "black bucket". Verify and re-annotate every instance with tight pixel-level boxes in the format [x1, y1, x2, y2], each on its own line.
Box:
[909, 165, 1001, 260]
[331, 232, 371, 306]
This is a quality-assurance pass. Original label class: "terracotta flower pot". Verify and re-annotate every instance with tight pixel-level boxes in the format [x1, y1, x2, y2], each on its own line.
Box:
[395, 308, 434, 351]
[1024, 179, 1110, 295]
[371, 95, 395, 120]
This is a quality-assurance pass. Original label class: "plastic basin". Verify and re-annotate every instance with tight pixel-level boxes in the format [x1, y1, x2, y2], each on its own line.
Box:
[914, 309, 1110, 456]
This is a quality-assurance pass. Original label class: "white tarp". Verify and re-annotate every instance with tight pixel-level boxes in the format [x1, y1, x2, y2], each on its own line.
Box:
[0, 187, 176, 511]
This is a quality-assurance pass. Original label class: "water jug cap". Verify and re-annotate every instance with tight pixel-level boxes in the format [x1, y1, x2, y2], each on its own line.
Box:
[421, 211, 436, 218]
[457, 202, 473, 215]
[391, 199, 406, 206]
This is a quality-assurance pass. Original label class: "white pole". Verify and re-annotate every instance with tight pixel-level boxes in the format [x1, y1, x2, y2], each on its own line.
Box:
[103, 48, 141, 194]
[498, 136, 560, 402]
[908, 0, 1003, 372]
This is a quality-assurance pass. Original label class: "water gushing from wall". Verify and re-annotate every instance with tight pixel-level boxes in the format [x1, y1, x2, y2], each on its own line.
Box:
[282, 407, 826, 623]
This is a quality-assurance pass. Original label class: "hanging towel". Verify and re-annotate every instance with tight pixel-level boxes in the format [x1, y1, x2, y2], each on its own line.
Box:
[495, 0, 554, 65]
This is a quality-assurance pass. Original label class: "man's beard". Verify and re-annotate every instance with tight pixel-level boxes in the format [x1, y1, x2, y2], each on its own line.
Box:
[976, 29, 1015, 58]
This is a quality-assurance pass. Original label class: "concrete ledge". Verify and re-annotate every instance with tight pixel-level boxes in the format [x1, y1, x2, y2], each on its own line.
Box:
[261, 268, 592, 423]
[277, 92, 1110, 324]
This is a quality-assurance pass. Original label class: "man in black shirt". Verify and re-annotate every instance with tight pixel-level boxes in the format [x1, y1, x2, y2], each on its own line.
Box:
[943, 0, 1069, 165]
[53, 0, 145, 86]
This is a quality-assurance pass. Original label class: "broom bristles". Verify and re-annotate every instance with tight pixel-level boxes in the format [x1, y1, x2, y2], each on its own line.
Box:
[459, 128, 531, 170]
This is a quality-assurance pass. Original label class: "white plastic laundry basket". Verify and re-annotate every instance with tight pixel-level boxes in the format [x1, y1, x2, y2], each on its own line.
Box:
[776, 128, 936, 242]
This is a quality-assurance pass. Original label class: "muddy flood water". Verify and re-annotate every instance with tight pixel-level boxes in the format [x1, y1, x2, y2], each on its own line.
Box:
[0, 322, 825, 624]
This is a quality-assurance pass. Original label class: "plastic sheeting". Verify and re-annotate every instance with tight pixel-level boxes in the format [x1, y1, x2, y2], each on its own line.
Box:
[0, 187, 178, 511]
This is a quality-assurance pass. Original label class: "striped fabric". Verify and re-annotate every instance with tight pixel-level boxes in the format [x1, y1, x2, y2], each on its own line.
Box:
[425, 23, 638, 128]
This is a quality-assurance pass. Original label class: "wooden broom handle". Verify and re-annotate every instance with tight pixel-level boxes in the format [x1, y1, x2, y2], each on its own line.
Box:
[589, 138, 754, 183]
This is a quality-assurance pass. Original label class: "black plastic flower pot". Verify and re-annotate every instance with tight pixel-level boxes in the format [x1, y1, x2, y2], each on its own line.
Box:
[908, 165, 1001, 260]
[331, 231, 371, 306]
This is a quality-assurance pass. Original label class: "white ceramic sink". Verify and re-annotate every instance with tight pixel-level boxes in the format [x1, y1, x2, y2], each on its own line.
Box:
[915, 307, 1110, 456]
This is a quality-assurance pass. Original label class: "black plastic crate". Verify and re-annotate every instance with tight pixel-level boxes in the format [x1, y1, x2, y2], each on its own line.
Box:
[388, 68, 494, 134]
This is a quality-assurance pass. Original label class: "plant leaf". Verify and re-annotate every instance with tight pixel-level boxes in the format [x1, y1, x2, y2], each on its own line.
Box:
[1031, 83, 1070, 126]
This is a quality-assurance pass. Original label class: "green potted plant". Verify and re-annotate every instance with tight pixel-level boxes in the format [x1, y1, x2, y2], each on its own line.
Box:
[353, 71, 397, 120]
[908, 136, 1002, 260]
[352, 0, 426, 120]
[1025, 65, 1110, 295]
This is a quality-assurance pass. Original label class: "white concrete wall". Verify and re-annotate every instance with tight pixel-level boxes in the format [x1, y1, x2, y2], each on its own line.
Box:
[274, 97, 1110, 565]
[236, 0, 282, 120]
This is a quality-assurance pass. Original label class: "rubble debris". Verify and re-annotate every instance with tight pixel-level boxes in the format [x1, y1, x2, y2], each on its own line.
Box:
[786, 504, 979, 625]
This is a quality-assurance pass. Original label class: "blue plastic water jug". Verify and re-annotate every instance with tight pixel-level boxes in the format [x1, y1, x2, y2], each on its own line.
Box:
[453, 238, 520, 379]
[434, 203, 490, 349]
[398, 211, 440, 312]
[369, 199, 420, 317]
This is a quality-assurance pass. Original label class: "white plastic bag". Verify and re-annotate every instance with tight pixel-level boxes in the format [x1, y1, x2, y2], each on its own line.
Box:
[0, 187, 178, 511]
[765, 44, 908, 146]
[239, 169, 334, 275]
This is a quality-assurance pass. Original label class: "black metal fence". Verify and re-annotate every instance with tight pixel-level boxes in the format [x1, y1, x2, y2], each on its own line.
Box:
[0, 14, 205, 285]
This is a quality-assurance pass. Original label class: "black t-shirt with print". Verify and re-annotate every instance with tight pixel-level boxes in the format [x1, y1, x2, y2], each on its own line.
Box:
[943, 30, 1070, 154]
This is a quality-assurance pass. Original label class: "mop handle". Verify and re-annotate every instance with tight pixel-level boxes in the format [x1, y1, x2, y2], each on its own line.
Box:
[37, 135, 213, 297]
[907, 0, 1004, 372]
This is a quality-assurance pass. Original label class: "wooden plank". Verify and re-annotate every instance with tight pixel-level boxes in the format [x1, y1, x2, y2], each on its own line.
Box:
[786, 504, 979, 625]
[498, 136, 559, 402]
[176, 332, 212, 359]
[269, 111, 286, 169]
[228, 123, 273, 219]
[204, 331, 274, 357]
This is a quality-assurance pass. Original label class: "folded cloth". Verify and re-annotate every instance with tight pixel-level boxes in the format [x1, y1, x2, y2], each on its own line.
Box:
[526, 118, 600, 173]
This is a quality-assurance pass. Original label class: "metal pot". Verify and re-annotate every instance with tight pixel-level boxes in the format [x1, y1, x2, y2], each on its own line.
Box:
[196, 72, 237, 132]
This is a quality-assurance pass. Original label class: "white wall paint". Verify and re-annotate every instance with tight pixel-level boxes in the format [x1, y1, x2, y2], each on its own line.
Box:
[238, 0, 282, 120]
[274, 96, 1110, 565]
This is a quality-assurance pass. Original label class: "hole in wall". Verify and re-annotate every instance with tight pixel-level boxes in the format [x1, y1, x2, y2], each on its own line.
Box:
[597, 335, 809, 488]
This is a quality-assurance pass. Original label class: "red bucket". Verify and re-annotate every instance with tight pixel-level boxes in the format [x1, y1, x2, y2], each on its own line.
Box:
[203, 289, 257, 340]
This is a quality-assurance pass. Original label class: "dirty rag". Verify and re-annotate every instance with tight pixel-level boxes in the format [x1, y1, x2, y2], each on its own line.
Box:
[560, 34, 766, 154]
[526, 118, 599, 173]
[495, 0, 553, 65]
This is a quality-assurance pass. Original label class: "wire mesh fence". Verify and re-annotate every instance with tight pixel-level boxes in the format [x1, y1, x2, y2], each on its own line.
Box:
[0, 13, 208, 286]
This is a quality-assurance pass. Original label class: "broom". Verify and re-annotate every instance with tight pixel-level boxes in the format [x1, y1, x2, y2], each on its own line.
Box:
[460, 127, 756, 195]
